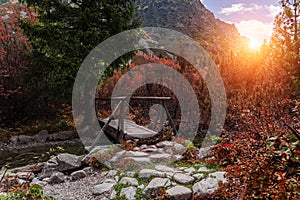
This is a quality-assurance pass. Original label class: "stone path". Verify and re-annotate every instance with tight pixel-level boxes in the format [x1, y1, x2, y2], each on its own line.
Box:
[0, 141, 225, 199]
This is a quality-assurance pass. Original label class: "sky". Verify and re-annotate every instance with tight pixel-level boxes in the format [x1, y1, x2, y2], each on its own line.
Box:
[201, 0, 282, 46]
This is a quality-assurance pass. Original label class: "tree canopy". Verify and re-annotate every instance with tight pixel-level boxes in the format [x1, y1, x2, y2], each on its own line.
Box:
[20, 0, 140, 100]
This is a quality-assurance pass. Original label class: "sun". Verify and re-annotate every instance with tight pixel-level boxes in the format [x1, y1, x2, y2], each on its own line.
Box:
[249, 39, 261, 50]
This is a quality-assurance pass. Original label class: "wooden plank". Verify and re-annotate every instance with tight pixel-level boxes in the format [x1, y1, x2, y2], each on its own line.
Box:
[100, 118, 157, 139]
[95, 96, 172, 101]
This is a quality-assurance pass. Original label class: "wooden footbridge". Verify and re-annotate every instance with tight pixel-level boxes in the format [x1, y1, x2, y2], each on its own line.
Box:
[90, 96, 177, 149]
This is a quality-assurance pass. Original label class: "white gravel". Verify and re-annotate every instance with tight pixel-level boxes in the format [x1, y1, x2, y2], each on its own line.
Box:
[43, 171, 107, 200]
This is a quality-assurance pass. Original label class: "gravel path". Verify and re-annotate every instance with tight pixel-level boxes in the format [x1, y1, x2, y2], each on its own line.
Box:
[43, 171, 106, 200]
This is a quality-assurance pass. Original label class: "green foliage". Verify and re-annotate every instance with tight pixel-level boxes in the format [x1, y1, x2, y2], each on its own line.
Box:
[114, 183, 129, 200]
[39, 146, 65, 163]
[135, 188, 146, 200]
[20, 0, 140, 100]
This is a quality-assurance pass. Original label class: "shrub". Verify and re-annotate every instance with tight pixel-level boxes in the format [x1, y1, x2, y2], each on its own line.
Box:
[206, 100, 300, 199]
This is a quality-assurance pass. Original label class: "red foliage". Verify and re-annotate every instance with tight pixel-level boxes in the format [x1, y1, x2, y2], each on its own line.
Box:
[206, 100, 300, 199]
[0, 2, 37, 96]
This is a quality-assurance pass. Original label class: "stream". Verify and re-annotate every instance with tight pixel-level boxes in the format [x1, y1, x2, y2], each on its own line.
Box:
[0, 139, 87, 168]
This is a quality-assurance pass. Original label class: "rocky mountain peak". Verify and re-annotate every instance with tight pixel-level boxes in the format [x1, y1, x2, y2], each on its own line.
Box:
[136, 0, 248, 54]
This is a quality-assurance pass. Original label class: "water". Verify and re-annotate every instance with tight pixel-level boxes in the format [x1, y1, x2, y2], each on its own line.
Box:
[0, 139, 87, 168]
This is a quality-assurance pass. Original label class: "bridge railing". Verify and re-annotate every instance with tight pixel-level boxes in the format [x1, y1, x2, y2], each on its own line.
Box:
[94, 96, 177, 144]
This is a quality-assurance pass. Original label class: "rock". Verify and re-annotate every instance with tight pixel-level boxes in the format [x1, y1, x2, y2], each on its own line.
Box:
[125, 171, 136, 177]
[193, 177, 219, 196]
[48, 172, 65, 184]
[193, 173, 204, 180]
[56, 153, 81, 172]
[198, 167, 211, 172]
[165, 148, 173, 154]
[82, 167, 94, 175]
[110, 189, 116, 199]
[107, 170, 118, 177]
[119, 177, 139, 187]
[34, 130, 49, 143]
[155, 165, 175, 172]
[71, 170, 87, 181]
[31, 178, 47, 187]
[184, 167, 196, 175]
[198, 146, 213, 159]
[138, 184, 145, 190]
[10, 136, 19, 145]
[210, 171, 227, 183]
[140, 144, 148, 150]
[175, 155, 183, 161]
[120, 186, 136, 200]
[173, 173, 194, 184]
[156, 141, 174, 148]
[126, 151, 148, 157]
[18, 135, 32, 144]
[81, 145, 112, 164]
[173, 143, 185, 151]
[102, 178, 117, 184]
[142, 147, 158, 153]
[139, 169, 165, 181]
[166, 186, 192, 200]
[143, 178, 171, 198]
[149, 153, 171, 161]
[48, 130, 74, 141]
[126, 157, 151, 165]
[133, 147, 140, 151]
[137, 0, 248, 55]
[47, 156, 59, 167]
[40, 165, 56, 179]
[92, 182, 115, 195]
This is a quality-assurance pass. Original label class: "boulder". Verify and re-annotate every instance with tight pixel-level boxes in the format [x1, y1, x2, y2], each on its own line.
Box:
[71, 170, 87, 181]
[173, 173, 194, 184]
[143, 178, 171, 198]
[34, 130, 49, 143]
[166, 186, 192, 200]
[184, 167, 196, 175]
[10, 136, 19, 145]
[56, 153, 81, 172]
[119, 177, 139, 187]
[125, 151, 149, 157]
[156, 141, 174, 148]
[48, 130, 74, 141]
[92, 182, 115, 195]
[155, 165, 175, 173]
[18, 135, 32, 144]
[31, 178, 47, 187]
[139, 169, 165, 181]
[126, 157, 151, 165]
[198, 167, 212, 172]
[48, 172, 65, 184]
[193, 177, 219, 196]
[210, 171, 227, 183]
[149, 153, 171, 161]
[120, 186, 136, 200]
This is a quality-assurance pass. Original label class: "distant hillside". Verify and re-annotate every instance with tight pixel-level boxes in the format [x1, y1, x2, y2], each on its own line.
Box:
[136, 0, 248, 55]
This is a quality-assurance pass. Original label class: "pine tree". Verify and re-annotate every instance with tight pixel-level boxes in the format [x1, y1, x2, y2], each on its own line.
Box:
[20, 0, 140, 100]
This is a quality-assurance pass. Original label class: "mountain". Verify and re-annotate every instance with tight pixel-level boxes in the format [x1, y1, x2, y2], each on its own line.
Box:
[136, 0, 248, 55]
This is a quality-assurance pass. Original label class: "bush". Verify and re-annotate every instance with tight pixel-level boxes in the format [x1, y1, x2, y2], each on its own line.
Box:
[206, 99, 300, 199]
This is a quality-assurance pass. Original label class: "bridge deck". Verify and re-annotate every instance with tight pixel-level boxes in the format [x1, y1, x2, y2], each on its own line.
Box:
[100, 118, 157, 139]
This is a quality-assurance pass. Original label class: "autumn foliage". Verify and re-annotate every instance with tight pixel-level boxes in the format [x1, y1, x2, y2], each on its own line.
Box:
[0, 2, 37, 124]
